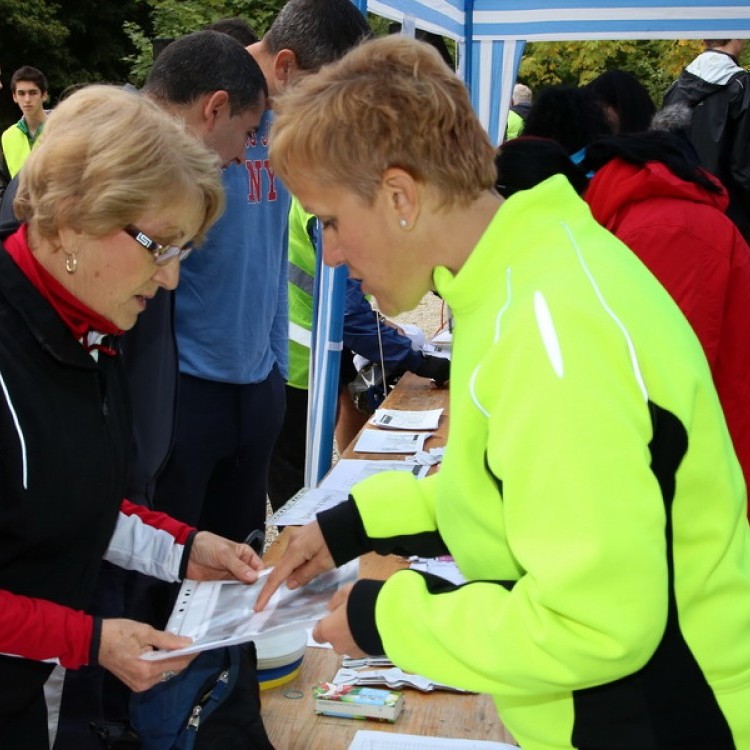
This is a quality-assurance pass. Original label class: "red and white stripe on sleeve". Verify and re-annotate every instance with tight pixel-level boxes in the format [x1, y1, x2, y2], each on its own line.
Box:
[103, 500, 196, 582]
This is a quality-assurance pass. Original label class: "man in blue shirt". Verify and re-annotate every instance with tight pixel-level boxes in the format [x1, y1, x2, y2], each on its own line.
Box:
[152, 0, 372, 542]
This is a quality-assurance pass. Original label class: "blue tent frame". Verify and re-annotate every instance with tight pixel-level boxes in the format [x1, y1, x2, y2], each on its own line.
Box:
[304, 0, 750, 486]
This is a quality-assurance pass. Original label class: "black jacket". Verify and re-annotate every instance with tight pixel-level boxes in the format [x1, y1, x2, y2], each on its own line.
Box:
[0, 176, 178, 506]
[0, 236, 129, 700]
[664, 49, 750, 239]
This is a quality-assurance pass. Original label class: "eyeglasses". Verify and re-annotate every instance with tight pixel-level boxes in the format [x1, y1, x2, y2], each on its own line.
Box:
[123, 225, 194, 266]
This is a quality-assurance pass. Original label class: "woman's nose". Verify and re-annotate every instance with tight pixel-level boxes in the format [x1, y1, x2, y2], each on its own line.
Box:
[153, 260, 180, 290]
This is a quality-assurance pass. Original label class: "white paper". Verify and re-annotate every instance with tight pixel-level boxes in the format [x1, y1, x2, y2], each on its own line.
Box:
[349, 731, 517, 749]
[430, 329, 452, 346]
[266, 487, 349, 526]
[140, 561, 358, 660]
[421, 330, 452, 360]
[409, 556, 466, 585]
[333, 667, 472, 693]
[320, 459, 429, 492]
[354, 430, 431, 454]
[268, 461, 429, 526]
[370, 408, 443, 431]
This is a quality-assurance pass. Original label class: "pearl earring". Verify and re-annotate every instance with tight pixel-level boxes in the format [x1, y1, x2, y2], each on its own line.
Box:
[65, 255, 78, 274]
[399, 218, 408, 229]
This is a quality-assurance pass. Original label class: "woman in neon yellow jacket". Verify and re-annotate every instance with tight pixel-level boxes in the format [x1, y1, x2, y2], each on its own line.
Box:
[255, 36, 750, 750]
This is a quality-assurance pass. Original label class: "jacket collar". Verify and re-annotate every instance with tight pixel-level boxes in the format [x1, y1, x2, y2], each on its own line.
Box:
[0, 242, 101, 370]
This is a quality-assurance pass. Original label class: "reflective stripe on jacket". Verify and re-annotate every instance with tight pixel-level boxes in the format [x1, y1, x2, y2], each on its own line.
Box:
[287, 198, 317, 389]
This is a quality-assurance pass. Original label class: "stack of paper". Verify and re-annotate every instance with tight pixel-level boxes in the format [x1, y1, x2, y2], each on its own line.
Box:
[353, 430, 432, 454]
[370, 408, 443, 431]
[349, 731, 517, 749]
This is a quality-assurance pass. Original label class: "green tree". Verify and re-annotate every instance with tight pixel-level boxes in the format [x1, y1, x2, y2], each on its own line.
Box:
[122, 0, 393, 85]
[518, 39, 703, 105]
[124, 0, 284, 85]
[1, 0, 150, 126]
[518, 39, 750, 106]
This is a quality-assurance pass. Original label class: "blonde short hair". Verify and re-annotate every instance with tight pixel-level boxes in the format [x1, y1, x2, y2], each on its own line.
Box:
[270, 36, 497, 207]
[15, 84, 224, 243]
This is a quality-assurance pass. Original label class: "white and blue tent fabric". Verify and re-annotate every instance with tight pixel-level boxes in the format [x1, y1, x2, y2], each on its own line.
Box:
[367, 0, 750, 145]
[303, 0, 750, 486]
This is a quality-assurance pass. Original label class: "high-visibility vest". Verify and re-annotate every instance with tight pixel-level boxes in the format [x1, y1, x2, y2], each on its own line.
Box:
[286, 198, 317, 390]
[1, 119, 44, 178]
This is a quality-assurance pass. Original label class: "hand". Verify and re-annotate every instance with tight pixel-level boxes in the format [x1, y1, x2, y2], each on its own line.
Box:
[98, 619, 195, 692]
[253, 521, 334, 611]
[312, 583, 365, 657]
[414, 354, 450, 387]
[186, 530, 264, 583]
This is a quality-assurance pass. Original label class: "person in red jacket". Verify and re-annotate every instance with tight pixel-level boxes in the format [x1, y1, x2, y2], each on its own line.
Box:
[496, 131, 750, 511]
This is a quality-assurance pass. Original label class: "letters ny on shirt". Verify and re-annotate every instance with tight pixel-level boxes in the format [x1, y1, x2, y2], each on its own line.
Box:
[244, 120, 278, 203]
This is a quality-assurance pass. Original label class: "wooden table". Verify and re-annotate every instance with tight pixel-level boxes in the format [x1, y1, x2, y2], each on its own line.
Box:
[260, 373, 516, 749]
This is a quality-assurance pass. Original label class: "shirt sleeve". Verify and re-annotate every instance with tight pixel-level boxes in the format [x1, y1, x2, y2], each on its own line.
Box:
[319, 471, 449, 565]
[729, 76, 750, 200]
[103, 499, 196, 582]
[343, 279, 423, 373]
[0, 588, 94, 669]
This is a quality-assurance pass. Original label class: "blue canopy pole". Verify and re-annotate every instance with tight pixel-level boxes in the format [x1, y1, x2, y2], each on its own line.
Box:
[305, 221, 346, 487]
[463, 0, 475, 98]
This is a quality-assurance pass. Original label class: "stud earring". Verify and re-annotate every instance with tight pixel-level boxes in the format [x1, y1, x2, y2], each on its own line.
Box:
[65, 255, 78, 274]
[399, 218, 408, 229]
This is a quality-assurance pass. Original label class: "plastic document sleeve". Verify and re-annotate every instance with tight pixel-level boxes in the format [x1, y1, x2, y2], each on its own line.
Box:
[140, 561, 358, 661]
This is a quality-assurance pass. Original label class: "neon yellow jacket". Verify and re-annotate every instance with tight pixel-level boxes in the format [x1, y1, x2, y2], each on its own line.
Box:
[287, 198, 316, 390]
[319, 176, 750, 749]
[1, 119, 43, 178]
[505, 108, 524, 140]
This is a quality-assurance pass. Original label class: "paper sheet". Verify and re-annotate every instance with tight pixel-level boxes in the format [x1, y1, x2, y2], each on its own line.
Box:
[267, 461, 429, 526]
[409, 556, 465, 585]
[370, 408, 443, 431]
[319, 459, 429, 492]
[354, 430, 431, 454]
[421, 330, 452, 360]
[266, 487, 349, 526]
[349, 731, 517, 749]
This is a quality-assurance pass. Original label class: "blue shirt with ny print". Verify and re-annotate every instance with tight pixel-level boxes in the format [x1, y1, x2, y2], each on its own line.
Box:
[174, 109, 290, 384]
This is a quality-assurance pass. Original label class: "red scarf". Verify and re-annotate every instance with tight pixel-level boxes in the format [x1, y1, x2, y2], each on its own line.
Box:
[4, 225, 122, 355]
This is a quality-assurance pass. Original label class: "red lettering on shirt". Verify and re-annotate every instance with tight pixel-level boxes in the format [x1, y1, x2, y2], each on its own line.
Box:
[245, 160, 279, 203]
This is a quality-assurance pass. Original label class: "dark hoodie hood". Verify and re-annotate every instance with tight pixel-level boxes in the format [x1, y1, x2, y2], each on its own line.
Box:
[666, 49, 745, 107]
[585, 157, 728, 229]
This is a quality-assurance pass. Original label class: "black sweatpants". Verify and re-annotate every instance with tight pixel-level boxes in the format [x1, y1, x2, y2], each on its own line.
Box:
[153, 367, 285, 541]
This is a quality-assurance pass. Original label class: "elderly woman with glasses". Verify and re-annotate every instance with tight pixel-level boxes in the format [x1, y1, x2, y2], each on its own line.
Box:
[255, 37, 750, 749]
[0, 85, 265, 748]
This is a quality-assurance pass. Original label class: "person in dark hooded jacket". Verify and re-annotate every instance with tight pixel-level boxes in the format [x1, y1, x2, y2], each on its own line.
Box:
[663, 39, 750, 241]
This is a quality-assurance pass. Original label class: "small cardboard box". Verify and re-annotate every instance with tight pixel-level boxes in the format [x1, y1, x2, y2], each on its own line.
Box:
[313, 682, 405, 722]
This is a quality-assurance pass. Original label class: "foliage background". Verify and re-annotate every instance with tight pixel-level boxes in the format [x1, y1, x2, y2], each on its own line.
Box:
[1, 0, 748, 128]
[0, 0, 286, 127]
[519, 39, 750, 105]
